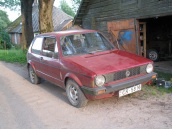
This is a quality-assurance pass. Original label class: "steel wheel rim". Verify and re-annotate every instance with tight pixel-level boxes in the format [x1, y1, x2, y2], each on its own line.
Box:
[149, 51, 158, 61]
[68, 85, 79, 104]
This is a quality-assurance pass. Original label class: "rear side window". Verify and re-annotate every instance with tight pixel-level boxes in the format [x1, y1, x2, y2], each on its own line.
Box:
[32, 37, 43, 55]
[42, 37, 56, 58]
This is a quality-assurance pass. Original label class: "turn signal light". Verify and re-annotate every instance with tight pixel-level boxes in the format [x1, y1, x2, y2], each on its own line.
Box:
[97, 89, 106, 95]
[152, 75, 156, 79]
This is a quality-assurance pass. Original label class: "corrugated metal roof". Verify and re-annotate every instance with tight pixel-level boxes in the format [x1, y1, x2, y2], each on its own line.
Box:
[7, 5, 73, 33]
[55, 19, 73, 31]
[6, 16, 22, 33]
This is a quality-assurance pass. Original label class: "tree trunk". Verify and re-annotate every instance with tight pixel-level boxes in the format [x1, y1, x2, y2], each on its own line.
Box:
[21, 0, 34, 49]
[38, 0, 55, 33]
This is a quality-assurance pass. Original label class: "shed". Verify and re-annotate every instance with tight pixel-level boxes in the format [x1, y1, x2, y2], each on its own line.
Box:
[74, 0, 172, 61]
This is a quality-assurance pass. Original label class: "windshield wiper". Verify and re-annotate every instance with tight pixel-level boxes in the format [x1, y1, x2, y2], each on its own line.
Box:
[88, 49, 103, 54]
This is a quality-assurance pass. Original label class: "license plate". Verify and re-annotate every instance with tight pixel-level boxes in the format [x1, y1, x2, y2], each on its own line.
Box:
[119, 84, 142, 97]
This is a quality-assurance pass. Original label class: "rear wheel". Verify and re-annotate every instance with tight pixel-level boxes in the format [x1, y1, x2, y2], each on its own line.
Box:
[28, 65, 41, 84]
[147, 49, 159, 62]
[66, 79, 88, 108]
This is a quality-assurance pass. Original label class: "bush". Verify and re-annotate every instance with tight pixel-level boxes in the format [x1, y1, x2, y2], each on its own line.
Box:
[13, 44, 22, 50]
[0, 28, 12, 49]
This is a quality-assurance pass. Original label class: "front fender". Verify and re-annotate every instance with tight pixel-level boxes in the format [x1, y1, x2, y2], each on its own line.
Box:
[64, 73, 83, 87]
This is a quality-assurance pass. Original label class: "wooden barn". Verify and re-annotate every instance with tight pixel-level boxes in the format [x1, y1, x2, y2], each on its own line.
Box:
[74, 0, 172, 61]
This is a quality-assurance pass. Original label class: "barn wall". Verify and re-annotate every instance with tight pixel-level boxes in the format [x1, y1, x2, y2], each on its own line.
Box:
[81, 0, 172, 35]
[10, 33, 22, 44]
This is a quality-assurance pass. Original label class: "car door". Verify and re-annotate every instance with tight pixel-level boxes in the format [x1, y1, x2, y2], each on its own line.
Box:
[40, 36, 63, 87]
[30, 37, 44, 77]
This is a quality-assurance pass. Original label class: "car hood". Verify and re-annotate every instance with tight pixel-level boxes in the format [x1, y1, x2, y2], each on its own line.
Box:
[66, 50, 152, 75]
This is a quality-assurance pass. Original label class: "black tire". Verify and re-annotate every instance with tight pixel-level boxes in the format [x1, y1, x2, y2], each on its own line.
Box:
[66, 79, 88, 108]
[147, 49, 159, 62]
[28, 65, 41, 84]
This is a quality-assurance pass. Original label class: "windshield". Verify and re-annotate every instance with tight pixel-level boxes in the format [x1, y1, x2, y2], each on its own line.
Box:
[60, 32, 114, 56]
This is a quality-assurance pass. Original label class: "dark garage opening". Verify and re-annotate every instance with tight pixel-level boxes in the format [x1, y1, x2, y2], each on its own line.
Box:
[140, 16, 172, 61]
[139, 16, 172, 73]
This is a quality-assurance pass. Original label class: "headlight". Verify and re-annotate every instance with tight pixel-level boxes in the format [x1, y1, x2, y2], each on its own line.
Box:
[95, 75, 105, 87]
[146, 64, 153, 73]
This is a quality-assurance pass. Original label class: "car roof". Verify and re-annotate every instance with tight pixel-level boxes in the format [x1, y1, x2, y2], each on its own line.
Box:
[37, 29, 98, 37]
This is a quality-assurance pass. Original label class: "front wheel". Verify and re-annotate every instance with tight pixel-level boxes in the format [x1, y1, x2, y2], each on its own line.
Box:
[28, 65, 41, 84]
[66, 79, 88, 108]
[147, 49, 159, 62]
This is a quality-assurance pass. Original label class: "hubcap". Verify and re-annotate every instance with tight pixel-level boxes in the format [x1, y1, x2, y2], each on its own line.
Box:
[149, 51, 158, 61]
[68, 85, 78, 104]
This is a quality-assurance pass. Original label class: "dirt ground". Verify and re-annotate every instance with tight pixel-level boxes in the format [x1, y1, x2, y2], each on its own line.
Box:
[0, 61, 172, 129]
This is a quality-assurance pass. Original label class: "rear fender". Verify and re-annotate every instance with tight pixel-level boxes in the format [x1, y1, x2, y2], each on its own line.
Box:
[27, 61, 36, 72]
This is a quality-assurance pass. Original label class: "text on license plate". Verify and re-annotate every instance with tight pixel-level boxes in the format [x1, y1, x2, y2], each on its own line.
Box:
[119, 84, 142, 97]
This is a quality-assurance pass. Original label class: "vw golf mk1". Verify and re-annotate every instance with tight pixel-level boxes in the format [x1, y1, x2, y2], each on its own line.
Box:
[27, 29, 157, 108]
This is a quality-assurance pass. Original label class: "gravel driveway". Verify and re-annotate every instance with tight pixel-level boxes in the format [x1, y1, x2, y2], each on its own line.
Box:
[0, 61, 172, 129]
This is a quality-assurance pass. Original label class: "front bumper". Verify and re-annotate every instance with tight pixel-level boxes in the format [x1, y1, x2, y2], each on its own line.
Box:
[81, 72, 157, 96]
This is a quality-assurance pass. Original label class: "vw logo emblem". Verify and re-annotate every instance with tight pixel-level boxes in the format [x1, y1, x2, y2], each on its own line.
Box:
[126, 70, 130, 77]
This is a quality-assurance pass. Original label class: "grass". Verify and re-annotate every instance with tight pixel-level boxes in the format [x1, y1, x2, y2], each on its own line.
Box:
[154, 70, 172, 93]
[0, 49, 27, 64]
[142, 70, 172, 96]
[155, 70, 172, 81]
[142, 85, 172, 96]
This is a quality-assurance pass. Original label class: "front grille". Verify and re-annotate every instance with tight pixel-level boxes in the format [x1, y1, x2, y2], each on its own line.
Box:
[104, 65, 147, 83]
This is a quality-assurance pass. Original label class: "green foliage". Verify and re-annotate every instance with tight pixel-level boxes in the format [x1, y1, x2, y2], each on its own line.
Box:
[13, 44, 22, 50]
[0, 0, 20, 10]
[0, 28, 12, 49]
[60, 0, 75, 17]
[0, 10, 12, 49]
[72, 0, 81, 13]
[0, 10, 11, 29]
[0, 49, 27, 64]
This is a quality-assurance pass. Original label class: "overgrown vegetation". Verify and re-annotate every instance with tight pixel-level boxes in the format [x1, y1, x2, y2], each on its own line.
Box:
[155, 70, 172, 81]
[60, 0, 75, 17]
[141, 70, 172, 96]
[0, 10, 12, 49]
[143, 85, 172, 96]
[0, 29, 12, 49]
[0, 49, 27, 64]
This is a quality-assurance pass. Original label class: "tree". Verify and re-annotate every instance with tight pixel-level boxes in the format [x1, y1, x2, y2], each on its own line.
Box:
[72, 0, 81, 14]
[38, 0, 55, 33]
[1, 0, 56, 48]
[60, 0, 75, 17]
[20, 0, 34, 49]
[0, 28, 11, 49]
[0, 0, 33, 49]
[0, 10, 11, 49]
[0, 10, 11, 29]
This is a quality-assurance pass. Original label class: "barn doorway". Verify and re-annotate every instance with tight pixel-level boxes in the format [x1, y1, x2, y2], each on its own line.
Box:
[139, 15, 172, 62]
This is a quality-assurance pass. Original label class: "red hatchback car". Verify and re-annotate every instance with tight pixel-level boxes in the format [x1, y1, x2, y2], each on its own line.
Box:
[27, 29, 157, 108]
